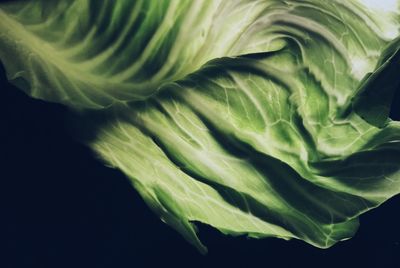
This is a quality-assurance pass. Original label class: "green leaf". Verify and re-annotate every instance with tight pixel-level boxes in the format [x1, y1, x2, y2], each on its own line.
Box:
[0, 0, 287, 108]
[353, 37, 400, 127]
[90, 49, 400, 252]
[1, 0, 400, 253]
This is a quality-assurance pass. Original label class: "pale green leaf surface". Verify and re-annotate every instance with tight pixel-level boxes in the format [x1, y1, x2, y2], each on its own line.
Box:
[0, 0, 288, 108]
[1, 0, 400, 253]
[92, 49, 400, 252]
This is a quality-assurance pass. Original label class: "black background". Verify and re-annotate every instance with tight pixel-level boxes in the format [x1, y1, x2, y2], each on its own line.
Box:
[1, 58, 400, 268]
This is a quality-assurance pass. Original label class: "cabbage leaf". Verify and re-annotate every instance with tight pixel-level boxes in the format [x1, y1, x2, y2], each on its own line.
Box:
[1, 0, 400, 253]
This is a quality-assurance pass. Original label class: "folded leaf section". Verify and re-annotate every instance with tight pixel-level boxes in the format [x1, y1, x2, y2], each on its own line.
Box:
[89, 52, 400, 252]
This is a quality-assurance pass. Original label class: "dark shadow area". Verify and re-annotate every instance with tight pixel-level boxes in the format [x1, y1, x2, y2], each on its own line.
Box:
[1, 61, 400, 268]
[390, 84, 400, 121]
